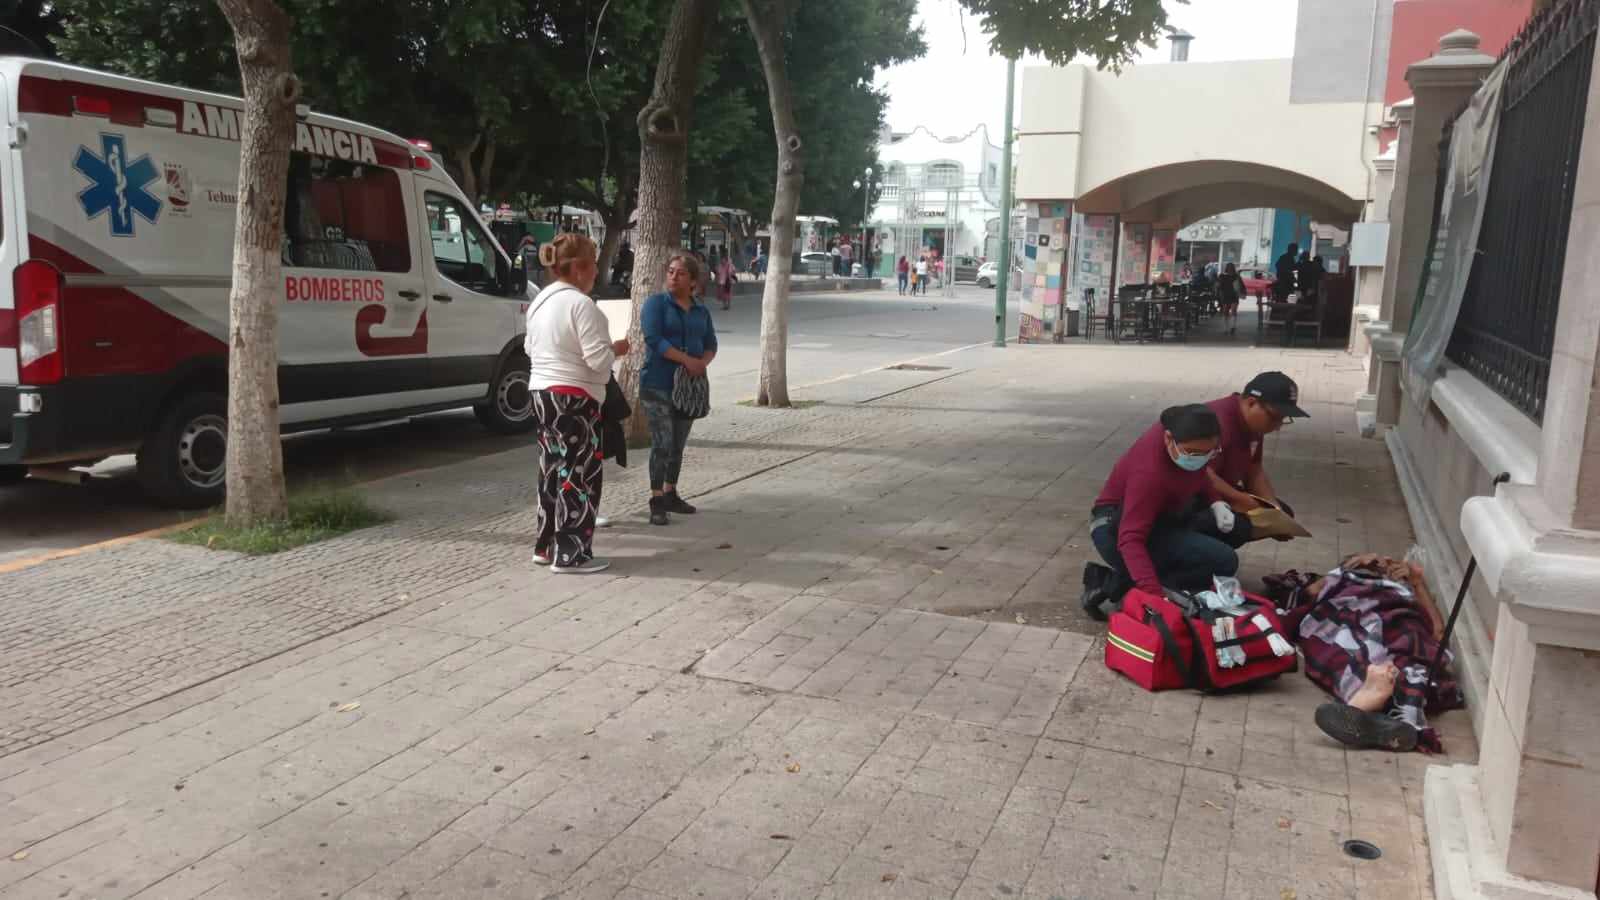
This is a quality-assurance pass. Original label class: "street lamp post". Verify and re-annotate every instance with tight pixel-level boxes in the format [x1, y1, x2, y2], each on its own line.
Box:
[852, 166, 874, 277]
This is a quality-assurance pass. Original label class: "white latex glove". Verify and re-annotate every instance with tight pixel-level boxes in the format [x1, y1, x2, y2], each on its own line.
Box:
[1211, 501, 1236, 534]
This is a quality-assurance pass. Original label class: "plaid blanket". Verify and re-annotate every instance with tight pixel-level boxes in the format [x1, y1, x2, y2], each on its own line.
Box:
[1264, 563, 1463, 753]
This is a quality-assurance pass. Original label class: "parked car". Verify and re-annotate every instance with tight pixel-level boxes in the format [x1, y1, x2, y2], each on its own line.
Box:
[799, 251, 831, 276]
[975, 260, 1022, 289]
[1237, 266, 1274, 297]
[949, 255, 981, 283]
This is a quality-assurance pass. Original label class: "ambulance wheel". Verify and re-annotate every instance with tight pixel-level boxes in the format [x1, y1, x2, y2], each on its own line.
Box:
[0, 465, 27, 486]
[475, 354, 536, 434]
[138, 392, 228, 509]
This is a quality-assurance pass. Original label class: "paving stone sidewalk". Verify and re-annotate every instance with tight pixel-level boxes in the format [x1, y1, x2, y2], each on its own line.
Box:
[0, 342, 1474, 898]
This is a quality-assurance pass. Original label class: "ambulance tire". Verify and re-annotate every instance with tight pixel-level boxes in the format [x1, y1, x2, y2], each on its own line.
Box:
[475, 354, 537, 435]
[0, 466, 26, 486]
[137, 392, 229, 509]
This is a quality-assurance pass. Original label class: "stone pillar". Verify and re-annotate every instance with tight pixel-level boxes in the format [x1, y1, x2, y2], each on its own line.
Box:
[1365, 31, 1496, 427]
[1427, 25, 1600, 900]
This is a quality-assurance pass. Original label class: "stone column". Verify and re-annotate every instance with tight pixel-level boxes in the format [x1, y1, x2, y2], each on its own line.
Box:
[1428, 25, 1600, 900]
[1365, 31, 1496, 427]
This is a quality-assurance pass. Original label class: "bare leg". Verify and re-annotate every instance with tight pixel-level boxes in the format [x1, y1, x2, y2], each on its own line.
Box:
[1347, 661, 1399, 712]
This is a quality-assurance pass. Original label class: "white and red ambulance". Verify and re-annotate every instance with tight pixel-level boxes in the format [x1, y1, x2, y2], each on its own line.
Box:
[0, 58, 537, 507]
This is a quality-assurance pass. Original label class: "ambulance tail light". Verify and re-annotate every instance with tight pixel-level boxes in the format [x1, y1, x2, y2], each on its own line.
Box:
[14, 260, 64, 385]
[411, 154, 432, 171]
[73, 95, 112, 117]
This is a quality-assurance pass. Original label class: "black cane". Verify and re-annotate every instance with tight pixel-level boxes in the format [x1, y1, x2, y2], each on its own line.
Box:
[1427, 471, 1511, 689]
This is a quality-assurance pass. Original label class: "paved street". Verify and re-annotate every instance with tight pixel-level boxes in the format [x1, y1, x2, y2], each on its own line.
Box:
[0, 331, 1470, 899]
[0, 285, 1016, 568]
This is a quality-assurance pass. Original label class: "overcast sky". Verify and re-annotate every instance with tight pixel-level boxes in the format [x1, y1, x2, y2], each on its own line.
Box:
[875, 0, 1301, 139]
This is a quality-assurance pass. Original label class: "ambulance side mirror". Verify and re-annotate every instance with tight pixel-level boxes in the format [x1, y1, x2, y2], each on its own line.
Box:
[501, 253, 527, 297]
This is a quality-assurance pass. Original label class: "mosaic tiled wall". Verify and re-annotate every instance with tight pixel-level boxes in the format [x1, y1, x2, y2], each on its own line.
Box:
[1119, 224, 1151, 288]
[1150, 229, 1177, 282]
[1019, 200, 1072, 343]
[1071, 214, 1116, 317]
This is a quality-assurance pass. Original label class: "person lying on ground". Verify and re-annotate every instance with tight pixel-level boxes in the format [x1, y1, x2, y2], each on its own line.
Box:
[1265, 554, 1456, 753]
[1201, 371, 1310, 546]
[1081, 404, 1242, 620]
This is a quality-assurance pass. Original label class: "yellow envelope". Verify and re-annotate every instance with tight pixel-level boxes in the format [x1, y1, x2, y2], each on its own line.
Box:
[1244, 495, 1312, 541]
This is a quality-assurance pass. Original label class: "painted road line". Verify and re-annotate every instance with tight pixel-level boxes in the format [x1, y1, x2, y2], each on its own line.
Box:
[0, 521, 197, 576]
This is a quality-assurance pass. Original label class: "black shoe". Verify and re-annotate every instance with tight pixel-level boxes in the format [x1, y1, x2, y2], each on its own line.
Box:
[649, 496, 671, 527]
[665, 491, 697, 515]
[1080, 562, 1114, 622]
[1314, 703, 1419, 752]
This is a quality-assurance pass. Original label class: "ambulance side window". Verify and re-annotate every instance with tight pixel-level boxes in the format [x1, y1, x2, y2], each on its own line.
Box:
[284, 154, 411, 273]
[425, 193, 500, 294]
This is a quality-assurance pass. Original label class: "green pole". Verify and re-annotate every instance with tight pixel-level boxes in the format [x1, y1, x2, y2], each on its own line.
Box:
[993, 56, 1017, 348]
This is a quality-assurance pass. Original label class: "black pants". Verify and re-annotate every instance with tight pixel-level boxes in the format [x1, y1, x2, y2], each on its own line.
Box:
[640, 387, 694, 490]
[1089, 503, 1240, 596]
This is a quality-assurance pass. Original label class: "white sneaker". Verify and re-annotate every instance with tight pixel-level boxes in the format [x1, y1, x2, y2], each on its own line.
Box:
[533, 551, 552, 566]
[595, 515, 612, 528]
[551, 558, 611, 575]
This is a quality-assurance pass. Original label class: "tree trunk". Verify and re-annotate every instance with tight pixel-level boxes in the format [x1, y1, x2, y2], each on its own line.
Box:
[728, 216, 752, 271]
[617, 0, 716, 437]
[478, 134, 497, 207]
[216, 0, 297, 525]
[744, 0, 803, 408]
[455, 132, 483, 205]
[594, 168, 637, 290]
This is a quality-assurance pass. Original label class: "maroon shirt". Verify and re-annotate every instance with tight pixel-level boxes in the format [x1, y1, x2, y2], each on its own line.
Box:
[1207, 394, 1264, 489]
[1094, 422, 1219, 593]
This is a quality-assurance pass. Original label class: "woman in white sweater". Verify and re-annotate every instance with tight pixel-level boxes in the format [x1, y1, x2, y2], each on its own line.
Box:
[524, 234, 629, 573]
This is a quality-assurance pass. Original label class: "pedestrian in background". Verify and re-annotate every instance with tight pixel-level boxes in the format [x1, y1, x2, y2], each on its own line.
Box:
[524, 233, 629, 574]
[829, 242, 842, 277]
[897, 255, 910, 295]
[641, 253, 719, 527]
[716, 253, 735, 311]
[1274, 243, 1298, 301]
[916, 255, 930, 295]
[1218, 262, 1245, 336]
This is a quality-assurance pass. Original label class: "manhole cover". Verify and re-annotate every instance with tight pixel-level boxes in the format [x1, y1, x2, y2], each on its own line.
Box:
[887, 364, 951, 372]
[1343, 839, 1382, 860]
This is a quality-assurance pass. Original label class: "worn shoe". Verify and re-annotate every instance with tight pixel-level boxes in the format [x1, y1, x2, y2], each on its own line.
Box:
[649, 497, 671, 527]
[665, 491, 697, 515]
[532, 551, 552, 566]
[1080, 562, 1114, 622]
[552, 557, 611, 575]
[1314, 703, 1419, 752]
[595, 515, 612, 529]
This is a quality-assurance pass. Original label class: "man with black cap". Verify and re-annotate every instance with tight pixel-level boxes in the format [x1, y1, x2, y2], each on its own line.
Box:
[1202, 371, 1309, 545]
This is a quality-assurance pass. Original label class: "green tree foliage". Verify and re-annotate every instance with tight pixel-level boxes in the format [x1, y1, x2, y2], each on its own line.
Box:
[693, 0, 922, 232]
[52, 0, 922, 235]
[956, 0, 1176, 68]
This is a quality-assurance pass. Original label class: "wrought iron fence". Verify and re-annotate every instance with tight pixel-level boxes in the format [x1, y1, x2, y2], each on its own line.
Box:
[1445, 0, 1599, 422]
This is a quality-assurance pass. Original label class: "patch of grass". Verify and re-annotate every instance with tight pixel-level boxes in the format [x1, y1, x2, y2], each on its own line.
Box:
[736, 399, 826, 410]
[169, 491, 393, 555]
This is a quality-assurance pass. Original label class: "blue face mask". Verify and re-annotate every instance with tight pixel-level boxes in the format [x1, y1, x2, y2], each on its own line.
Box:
[1168, 435, 1215, 472]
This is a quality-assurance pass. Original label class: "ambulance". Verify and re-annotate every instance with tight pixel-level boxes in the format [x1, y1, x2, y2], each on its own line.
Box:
[0, 58, 537, 507]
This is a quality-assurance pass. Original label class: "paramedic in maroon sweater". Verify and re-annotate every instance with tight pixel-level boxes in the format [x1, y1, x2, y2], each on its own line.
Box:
[1202, 371, 1309, 546]
[1081, 404, 1242, 621]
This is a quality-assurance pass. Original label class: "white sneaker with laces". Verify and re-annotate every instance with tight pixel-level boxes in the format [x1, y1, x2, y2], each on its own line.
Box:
[552, 558, 611, 575]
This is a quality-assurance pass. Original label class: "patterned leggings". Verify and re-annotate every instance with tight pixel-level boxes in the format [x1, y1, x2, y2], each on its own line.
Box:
[640, 387, 694, 491]
[532, 390, 603, 566]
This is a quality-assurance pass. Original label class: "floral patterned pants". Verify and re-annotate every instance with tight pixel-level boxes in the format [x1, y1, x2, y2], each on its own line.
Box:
[532, 390, 603, 566]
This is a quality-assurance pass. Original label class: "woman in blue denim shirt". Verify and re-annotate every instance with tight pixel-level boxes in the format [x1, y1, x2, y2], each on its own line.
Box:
[640, 252, 718, 526]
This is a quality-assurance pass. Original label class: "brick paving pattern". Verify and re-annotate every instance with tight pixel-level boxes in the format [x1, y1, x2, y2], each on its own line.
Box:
[0, 343, 1469, 898]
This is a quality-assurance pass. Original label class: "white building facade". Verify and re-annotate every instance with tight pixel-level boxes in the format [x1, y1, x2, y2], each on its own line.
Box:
[870, 125, 1006, 266]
